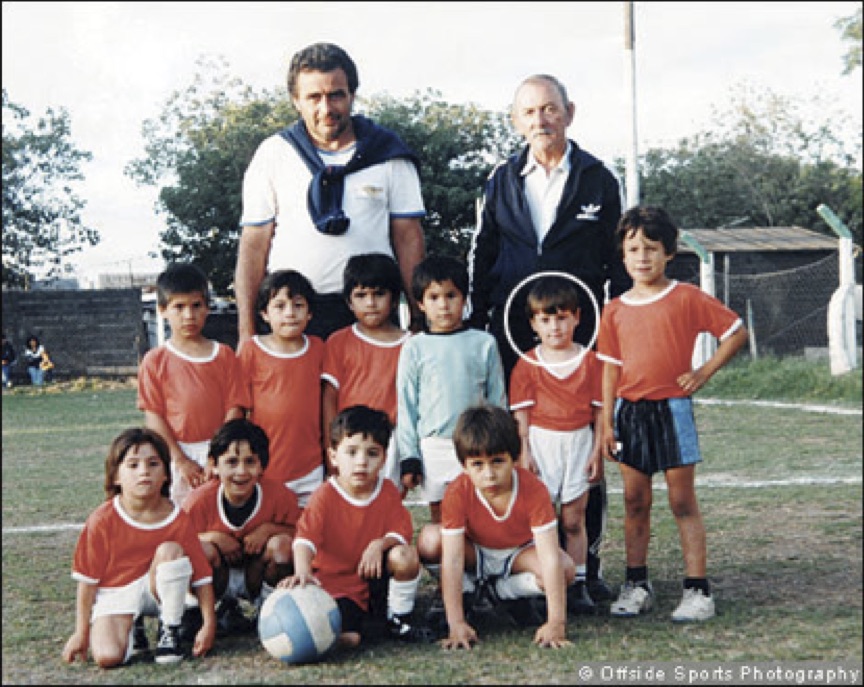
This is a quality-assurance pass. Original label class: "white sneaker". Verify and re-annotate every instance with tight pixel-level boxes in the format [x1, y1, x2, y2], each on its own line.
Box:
[671, 588, 715, 622]
[610, 581, 654, 617]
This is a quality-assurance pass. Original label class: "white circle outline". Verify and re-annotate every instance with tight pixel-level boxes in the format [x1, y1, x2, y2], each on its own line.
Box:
[502, 270, 600, 369]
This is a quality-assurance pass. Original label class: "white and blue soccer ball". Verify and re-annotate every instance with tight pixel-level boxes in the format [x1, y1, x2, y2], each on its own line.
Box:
[258, 585, 342, 664]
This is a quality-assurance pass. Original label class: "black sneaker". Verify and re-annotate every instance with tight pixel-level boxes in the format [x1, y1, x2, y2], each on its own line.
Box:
[216, 597, 255, 636]
[178, 606, 203, 644]
[587, 576, 613, 603]
[502, 595, 547, 627]
[567, 580, 596, 615]
[131, 616, 149, 656]
[387, 613, 436, 643]
[154, 622, 184, 664]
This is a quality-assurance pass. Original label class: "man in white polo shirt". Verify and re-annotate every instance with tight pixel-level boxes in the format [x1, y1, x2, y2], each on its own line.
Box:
[235, 42, 426, 343]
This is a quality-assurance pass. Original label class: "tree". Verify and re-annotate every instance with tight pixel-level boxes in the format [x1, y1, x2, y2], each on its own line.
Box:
[2, 89, 98, 289]
[126, 56, 295, 294]
[627, 84, 862, 246]
[126, 58, 520, 294]
[364, 90, 520, 258]
[835, 6, 862, 75]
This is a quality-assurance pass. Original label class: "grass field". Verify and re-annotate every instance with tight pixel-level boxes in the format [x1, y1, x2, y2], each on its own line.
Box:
[2, 359, 861, 684]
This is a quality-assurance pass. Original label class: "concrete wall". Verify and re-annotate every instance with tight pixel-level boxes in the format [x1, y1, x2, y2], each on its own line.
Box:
[2, 289, 145, 384]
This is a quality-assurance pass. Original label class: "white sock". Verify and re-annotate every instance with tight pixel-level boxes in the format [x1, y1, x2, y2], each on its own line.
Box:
[155, 557, 193, 626]
[576, 564, 587, 582]
[494, 572, 542, 600]
[387, 573, 420, 619]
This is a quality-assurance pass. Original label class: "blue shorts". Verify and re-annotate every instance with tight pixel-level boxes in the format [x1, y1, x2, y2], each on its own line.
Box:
[613, 397, 702, 476]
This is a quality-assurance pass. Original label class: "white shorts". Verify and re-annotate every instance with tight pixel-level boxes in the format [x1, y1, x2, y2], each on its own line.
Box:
[172, 440, 211, 506]
[91, 574, 160, 620]
[528, 424, 594, 505]
[420, 436, 463, 504]
[285, 465, 325, 508]
[383, 427, 401, 491]
[464, 542, 535, 589]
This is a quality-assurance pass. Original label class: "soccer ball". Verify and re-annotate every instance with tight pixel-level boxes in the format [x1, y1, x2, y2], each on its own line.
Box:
[258, 585, 342, 664]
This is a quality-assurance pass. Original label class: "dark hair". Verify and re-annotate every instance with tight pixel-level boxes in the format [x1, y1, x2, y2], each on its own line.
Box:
[156, 263, 210, 308]
[208, 418, 270, 470]
[329, 405, 392, 451]
[287, 42, 359, 97]
[411, 254, 469, 303]
[256, 269, 317, 314]
[452, 405, 521, 465]
[616, 205, 679, 257]
[525, 275, 580, 319]
[104, 428, 171, 500]
[26, 335, 40, 348]
[342, 253, 403, 304]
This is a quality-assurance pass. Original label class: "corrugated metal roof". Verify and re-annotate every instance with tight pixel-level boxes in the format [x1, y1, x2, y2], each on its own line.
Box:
[679, 226, 837, 253]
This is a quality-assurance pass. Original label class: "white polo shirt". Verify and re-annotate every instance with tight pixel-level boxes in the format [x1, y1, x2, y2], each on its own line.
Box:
[241, 133, 425, 294]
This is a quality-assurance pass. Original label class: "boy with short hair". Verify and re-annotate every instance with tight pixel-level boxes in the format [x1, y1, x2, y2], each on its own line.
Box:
[323, 253, 411, 490]
[278, 405, 432, 648]
[183, 418, 300, 637]
[396, 254, 508, 522]
[510, 274, 604, 616]
[237, 269, 326, 508]
[62, 428, 216, 668]
[137, 263, 248, 507]
[597, 205, 748, 622]
[418, 404, 575, 650]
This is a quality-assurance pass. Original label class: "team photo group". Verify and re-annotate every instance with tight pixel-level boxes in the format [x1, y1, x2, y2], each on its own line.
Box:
[61, 41, 748, 669]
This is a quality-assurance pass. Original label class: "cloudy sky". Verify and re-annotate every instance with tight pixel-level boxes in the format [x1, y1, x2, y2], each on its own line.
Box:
[2, 1, 861, 280]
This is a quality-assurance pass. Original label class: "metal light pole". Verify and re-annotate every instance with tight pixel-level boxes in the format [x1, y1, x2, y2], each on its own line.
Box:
[623, 1, 640, 209]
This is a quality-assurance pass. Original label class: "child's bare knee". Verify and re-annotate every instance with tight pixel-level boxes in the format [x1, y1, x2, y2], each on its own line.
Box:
[92, 646, 125, 669]
[387, 544, 420, 577]
[266, 534, 294, 564]
[416, 524, 441, 563]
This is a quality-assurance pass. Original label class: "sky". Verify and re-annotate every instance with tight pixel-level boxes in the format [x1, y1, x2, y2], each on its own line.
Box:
[2, 1, 861, 282]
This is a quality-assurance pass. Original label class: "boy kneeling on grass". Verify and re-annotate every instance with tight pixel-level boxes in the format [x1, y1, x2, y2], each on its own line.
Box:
[418, 404, 576, 650]
[278, 405, 433, 649]
[62, 428, 216, 668]
[182, 418, 300, 638]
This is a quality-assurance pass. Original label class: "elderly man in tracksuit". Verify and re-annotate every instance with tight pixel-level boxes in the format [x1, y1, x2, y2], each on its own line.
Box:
[467, 73, 631, 612]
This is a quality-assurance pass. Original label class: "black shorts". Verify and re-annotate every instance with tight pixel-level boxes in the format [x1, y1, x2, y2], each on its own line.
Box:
[614, 397, 703, 476]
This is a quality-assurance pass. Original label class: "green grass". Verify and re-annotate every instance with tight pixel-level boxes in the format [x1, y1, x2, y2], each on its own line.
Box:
[702, 354, 862, 406]
[1, 359, 861, 683]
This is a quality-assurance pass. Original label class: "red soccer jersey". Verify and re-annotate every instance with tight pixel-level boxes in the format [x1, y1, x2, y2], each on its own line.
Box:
[509, 346, 602, 431]
[72, 496, 211, 588]
[182, 477, 300, 538]
[441, 466, 557, 550]
[294, 477, 414, 610]
[137, 340, 249, 444]
[597, 281, 743, 401]
[322, 324, 409, 426]
[237, 335, 325, 484]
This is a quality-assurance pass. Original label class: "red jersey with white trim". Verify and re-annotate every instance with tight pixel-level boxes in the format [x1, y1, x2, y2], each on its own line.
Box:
[71, 496, 212, 588]
[182, 477, 300, 538]
[322, 324, 409, 425]
[441, 466, 557, 550]
[137, 340, 249, 444]
[237, 335, 325, 484]
[597, 281, 743, 401]
[294, 477, 413, 610]
[509, 346, 602, 431]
